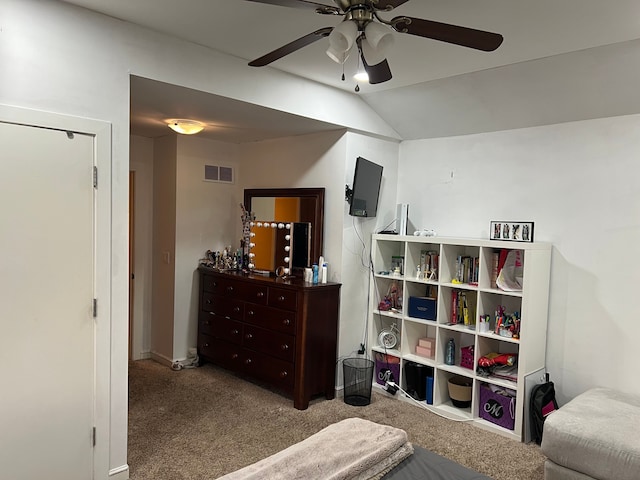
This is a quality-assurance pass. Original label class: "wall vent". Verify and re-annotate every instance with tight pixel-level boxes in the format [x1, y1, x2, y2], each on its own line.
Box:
[204, 164, 234, 184]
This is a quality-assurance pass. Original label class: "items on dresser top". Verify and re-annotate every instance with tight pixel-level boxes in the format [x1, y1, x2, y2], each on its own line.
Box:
[197, 267, 341, 410]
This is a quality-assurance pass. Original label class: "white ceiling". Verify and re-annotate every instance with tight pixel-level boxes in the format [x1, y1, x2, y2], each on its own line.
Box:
[62, 0, 640, 142]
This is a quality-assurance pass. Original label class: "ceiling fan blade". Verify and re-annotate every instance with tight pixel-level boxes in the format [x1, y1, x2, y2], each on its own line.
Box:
[245, 0, 336, 11]
[360, 52, 393, 85]
[249, 27, 333, 67]
[392, 16, 504, 52]
[375, 0, 410, 11]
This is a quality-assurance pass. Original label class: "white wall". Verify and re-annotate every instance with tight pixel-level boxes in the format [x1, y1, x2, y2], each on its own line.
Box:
[174, 135, 241, 360]
[339, 133, 400, 365]
[239, 131, 401, 366]
[398, 114, 640, 403]
[151, 135, 177, 362]
[130, 136, 154, 359]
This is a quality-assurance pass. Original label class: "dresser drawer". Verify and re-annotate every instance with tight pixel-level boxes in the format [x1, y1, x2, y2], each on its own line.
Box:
[202, 275, 226, 294]
[244, 304, 296, 335]
[212, 316, 244, 345]
[243, 324, 295, 362]
[239, 283, 268, 305]
[201, 293, 244, 320]
[268, 287, 297, 311]
[199, 336, 242, 370]
[241, 349, 294, 390]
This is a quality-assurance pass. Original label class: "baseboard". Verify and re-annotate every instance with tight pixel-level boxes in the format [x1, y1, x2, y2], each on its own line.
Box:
[150, 351, 174, 368]
[138, 351, 151, 360]
[109, 464, 129, 479]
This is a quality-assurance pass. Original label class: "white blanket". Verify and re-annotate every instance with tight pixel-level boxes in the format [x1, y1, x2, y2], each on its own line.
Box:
[216, 418, 414, 480]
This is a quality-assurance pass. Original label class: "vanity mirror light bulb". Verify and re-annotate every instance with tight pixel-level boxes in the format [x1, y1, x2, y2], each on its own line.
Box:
[248, 253, 255, 258]
[278, 223, 284, 229]
[249, 242, 255, 248]
[271, 222, 277, 228]
[284, 268, 289, 275]
[248, 263, 255, 269]
[284, 257, 290, 263]
[285, 223, 291, 229]
[284, 246, 290, 252]
[249, 222, 255, 227]
[285, 235, 290, 241]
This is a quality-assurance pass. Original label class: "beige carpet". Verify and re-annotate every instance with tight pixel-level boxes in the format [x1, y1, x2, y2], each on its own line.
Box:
[128, 359, 545, 480]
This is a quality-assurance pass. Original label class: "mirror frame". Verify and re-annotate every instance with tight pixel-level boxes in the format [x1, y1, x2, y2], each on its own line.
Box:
[244, 188, 325, 269]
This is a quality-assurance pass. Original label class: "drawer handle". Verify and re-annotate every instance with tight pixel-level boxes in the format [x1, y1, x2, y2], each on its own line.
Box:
[202, 320, 211, 326]
[257, 291, 265, 298]
[203, 343, 209, 348]
[226, 286, 234, 293]
[245, 333, 253, 340]
[278, 295, 285, 302]
[279, 371, 288, 378]
[281, 344, 289, 351]
[233, 306, 240, 313]
[248, 310, 255, 316]
[231, 329, 239, 335]
[206, 299, 212, 304]
[213, 281, 218, 287]
[231, 353, 238, 360]
[245, 358, 252, 365]
[208, 311, 216, 316]
[282, 319, 291, 326]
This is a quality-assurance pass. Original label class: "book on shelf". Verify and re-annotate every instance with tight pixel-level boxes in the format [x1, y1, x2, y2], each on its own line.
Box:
[450, 289, 476, 326]
[418, 250, 439, 281]
[455, 255, 479, 285]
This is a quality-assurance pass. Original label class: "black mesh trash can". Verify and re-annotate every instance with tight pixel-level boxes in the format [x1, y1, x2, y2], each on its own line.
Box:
[343, 358, 374, 406]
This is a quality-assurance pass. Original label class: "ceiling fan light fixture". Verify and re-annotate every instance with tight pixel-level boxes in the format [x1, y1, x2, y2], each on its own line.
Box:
[364, 21, 394, 55]
[326, 44, 351, 64]
[327, 20, 358, 58]
[353, 70, 369, 83]
[167, 119, 205, 135]
[361, 37, 386, 66]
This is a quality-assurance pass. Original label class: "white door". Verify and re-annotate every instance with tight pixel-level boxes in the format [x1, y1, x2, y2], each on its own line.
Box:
[0, 122, 95, 480]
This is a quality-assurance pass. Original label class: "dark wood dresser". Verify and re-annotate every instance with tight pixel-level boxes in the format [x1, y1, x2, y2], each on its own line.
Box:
[197, 266, 341, 410]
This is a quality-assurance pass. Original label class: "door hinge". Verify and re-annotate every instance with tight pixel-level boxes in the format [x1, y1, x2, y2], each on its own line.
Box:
[92, 427, 96, 447]
[93, 298, 97, 318]
[93, 166, 98, 189]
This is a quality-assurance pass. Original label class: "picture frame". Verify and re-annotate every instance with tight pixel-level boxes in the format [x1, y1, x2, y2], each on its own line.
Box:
[490, 221, 534, 242]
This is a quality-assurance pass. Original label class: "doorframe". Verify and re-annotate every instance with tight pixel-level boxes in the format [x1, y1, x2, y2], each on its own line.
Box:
[0, 104, 113, 479]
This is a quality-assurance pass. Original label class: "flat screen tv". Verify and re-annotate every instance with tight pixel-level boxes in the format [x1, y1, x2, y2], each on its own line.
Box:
[349, 157, 383, 217]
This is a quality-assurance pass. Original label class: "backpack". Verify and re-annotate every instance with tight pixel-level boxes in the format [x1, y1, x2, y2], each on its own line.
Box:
[530, 373, 559, 444]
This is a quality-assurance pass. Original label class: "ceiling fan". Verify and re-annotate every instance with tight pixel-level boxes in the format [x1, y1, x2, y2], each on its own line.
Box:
[246, 0, 504, 85]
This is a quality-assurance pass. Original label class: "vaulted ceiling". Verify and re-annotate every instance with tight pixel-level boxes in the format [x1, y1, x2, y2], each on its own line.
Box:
[62, 0, 640, 141]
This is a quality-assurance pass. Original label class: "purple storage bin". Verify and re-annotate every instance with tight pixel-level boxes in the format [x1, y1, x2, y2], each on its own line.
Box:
[479, 383, 516, 430]
[374, 353, 400, 386]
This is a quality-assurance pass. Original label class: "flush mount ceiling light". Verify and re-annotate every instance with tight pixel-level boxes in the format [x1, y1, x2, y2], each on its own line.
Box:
[167, 119, 205, 135]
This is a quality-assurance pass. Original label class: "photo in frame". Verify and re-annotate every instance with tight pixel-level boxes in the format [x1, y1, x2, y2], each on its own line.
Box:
[490, 221, 534, 242]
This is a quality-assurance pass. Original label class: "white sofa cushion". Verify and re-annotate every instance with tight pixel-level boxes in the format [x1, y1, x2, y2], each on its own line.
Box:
[541, 388, 640, 480]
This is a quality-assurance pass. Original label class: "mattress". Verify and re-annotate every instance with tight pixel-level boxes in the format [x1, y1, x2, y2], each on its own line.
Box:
[384, 445, 492, 480]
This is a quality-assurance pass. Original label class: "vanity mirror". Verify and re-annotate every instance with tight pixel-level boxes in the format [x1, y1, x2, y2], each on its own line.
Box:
[244, 188, 324, 274]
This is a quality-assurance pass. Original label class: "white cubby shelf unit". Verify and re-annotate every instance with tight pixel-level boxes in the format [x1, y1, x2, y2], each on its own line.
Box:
[368, 234, 551, 441]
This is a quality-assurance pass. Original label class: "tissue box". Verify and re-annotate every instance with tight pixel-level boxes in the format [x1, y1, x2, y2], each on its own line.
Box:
[408, 297, 437, 320]
[415, 345, 434, 359]
[418, 337, 435, 349]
